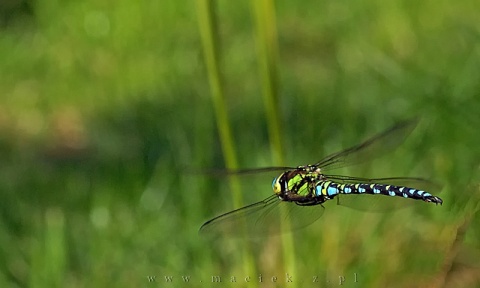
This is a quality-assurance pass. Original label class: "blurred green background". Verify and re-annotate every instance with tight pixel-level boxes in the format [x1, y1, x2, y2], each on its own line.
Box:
[1, 0, 480, 287]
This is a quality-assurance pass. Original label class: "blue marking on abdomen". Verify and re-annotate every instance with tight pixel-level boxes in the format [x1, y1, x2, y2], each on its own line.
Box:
[359, 186, 366, 193]
[315, 185, 322, 196]
[327, 186, 338, 196]
[344, 186, 352, 193]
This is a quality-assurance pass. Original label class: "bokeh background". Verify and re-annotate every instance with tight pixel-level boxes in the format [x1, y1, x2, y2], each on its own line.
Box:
[1, 0, 480, 287]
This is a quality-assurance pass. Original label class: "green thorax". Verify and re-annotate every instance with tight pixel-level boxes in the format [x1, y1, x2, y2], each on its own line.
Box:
[285, 168, 323, 197]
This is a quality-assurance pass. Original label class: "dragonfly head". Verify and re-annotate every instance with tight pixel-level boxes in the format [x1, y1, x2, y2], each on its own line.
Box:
[272, 174, 283, 195]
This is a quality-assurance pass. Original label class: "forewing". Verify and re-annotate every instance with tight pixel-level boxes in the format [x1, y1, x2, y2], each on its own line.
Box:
[191, 166, 294, 176]
[315, 118, 419, 172]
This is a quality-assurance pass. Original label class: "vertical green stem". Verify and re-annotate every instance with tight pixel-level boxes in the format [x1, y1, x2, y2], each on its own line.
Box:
[195, 0, 255, 279]
[195, 0, 238, 172]
[251, 0, 297, 284]
[251, 0, 283, 164]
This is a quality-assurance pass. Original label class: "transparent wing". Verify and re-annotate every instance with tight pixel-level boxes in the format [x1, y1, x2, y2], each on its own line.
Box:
[315, 118, 419, 172]
[199, 195, 324, 239]
[193, 119, 418, 176]
[190, 166, 294, 176]
[324, 175, 442, 212]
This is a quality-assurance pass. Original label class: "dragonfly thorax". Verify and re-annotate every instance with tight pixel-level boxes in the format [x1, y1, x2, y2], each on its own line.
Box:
[300, 164, 322, 174]
[269, 169, 331, 206]
[273, 169, 324, 198]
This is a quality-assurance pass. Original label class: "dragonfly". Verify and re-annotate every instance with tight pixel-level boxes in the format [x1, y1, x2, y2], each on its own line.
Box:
[199, 119, 443, 238]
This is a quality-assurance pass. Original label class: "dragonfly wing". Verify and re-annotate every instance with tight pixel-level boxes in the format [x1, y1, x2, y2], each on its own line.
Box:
[333, 194, 415, 212]
[192, 166, 294, 176]
[199, 195, 278, 238]
[261, 200, 325, 233]
[315, 118, 419, 172]
[324, 175, 442, 212]
[199, 195, 324, 239]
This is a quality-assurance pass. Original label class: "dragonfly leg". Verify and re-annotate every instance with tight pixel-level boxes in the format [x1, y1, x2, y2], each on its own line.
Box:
[294, 196, 328, 206]
[297, 202, 326, 207]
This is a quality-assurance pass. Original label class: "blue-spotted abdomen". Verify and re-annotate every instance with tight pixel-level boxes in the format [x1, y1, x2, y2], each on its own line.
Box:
[315, 181, 442, 204]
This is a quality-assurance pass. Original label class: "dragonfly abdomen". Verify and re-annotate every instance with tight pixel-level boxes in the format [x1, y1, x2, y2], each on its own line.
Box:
[315, 181, 442, 204]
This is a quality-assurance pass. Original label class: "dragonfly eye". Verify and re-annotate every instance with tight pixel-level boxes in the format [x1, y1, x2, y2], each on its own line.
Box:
[271, 177, 277, 189]
[272, 176, 282, 194]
